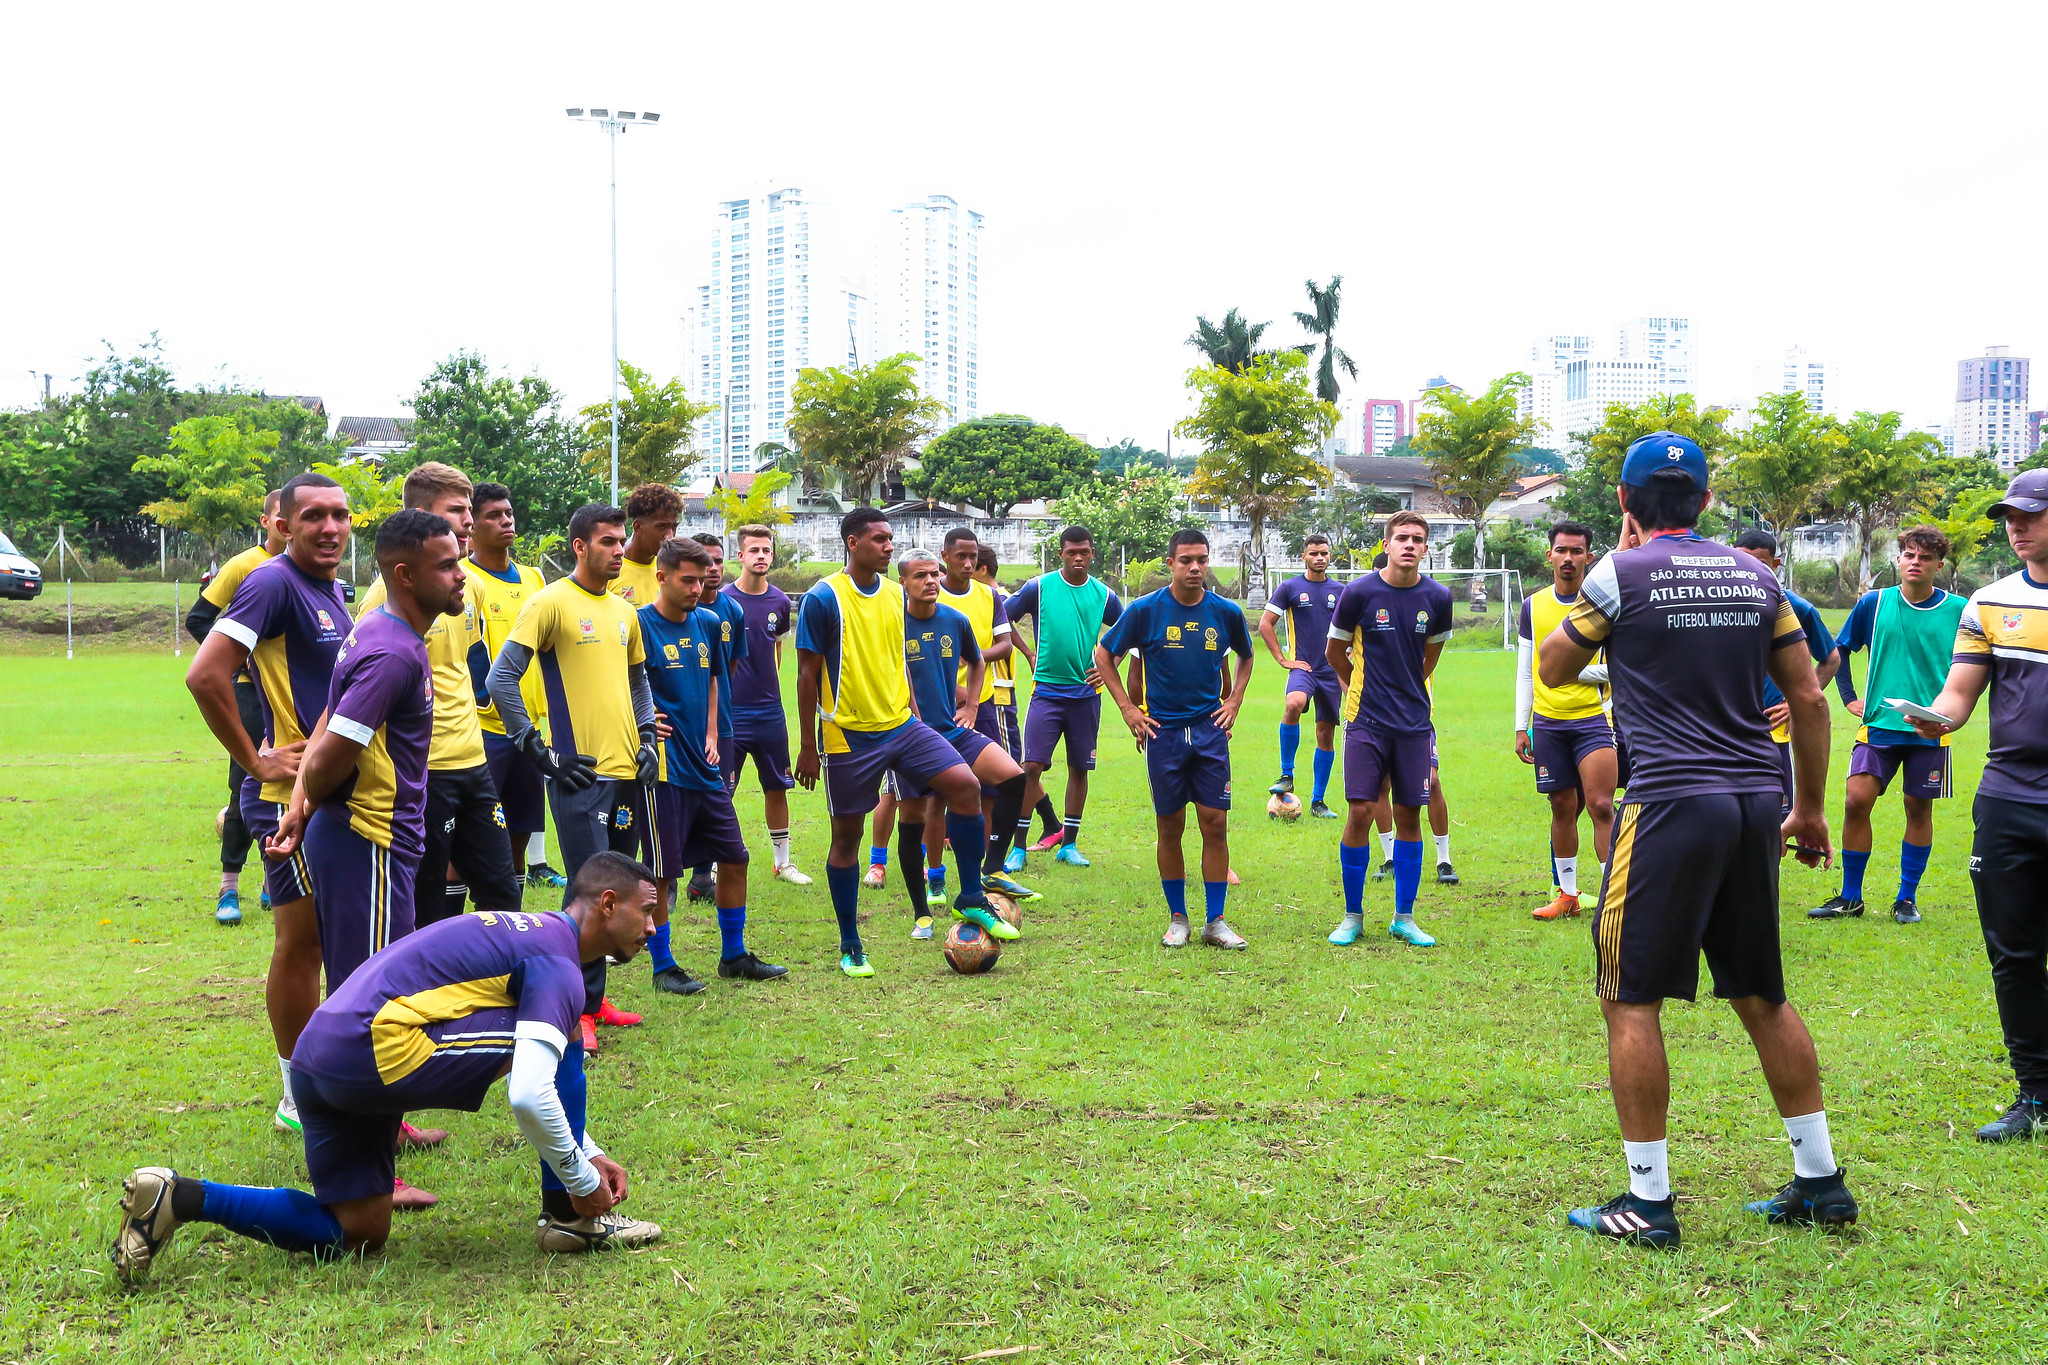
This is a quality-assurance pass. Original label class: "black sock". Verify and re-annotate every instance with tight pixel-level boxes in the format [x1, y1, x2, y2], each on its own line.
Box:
[445, 882, 468, 919]
[1035, 794, 1060, 837]
[172, 1177, 206, 1222]
[898, 822, 930, 918]
[985, 776, 1027, 876]
[540, 1186, 577, 1220]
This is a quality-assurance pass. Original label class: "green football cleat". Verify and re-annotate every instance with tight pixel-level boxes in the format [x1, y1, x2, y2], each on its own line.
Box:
[840, 951, 876, 978]
[955, 899, 1020, 941]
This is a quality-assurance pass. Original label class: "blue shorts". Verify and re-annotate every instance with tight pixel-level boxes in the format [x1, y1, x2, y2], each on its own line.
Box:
[1345, 724, 1434, 807]
[303, 806, 418, 991]
[898, 726, 994, 800]
[1024, 692, 1101, 770]
[483, 730, 546, 836]
[1849, 740, 1951, 799]
[239, 780, 314, 905]
[1144, 717, 1233, 815]
[1532, 717, 1615, 794]
[821, 720, 969, 818]
[992, 701, 1022, 763]
[650, 782, 750, 879]
[728, 708, 794, 793]
[1285, 667, 1343, 725]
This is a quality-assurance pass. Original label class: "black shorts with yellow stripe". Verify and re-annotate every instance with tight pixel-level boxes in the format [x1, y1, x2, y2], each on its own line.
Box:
[1592, 792, 1786, 1005]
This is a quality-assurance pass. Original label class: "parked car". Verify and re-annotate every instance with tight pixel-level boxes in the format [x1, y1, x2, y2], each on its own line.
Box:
[0, 531, 43, 600]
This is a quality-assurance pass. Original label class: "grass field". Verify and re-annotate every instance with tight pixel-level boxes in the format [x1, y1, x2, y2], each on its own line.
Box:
[2, 627, 2042, 1363]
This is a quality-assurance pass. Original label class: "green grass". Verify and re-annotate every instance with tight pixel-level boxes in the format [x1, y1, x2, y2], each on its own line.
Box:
[2, 641, 2042, 1363]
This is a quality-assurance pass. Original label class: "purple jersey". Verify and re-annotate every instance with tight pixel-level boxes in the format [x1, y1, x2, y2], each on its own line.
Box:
[1330, 572, 1454, 733]
[294, 908, 586, 1110]
[1561, 533, 1805, 803]
[721, 580, 793, 714]
[213, 554, 352, 803]
[325, 607, 435, 859]
[1264, 574, 1343, 674]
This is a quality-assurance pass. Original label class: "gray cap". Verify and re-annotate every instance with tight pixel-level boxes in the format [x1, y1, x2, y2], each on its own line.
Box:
[1989, 467, 2048, 517]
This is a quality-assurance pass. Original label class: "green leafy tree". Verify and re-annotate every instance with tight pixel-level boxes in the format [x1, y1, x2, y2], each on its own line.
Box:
[1178, 350, 1338, 599]
[1413, 372, 1539, 568]
[1185, 309, 1289, 374]
[1450, 521, 1549, 580]
[1551, 393, 1736, 546]
[1825, 412, 1941, 587]
[578, 362, 715, 490]
[1717, 392, 1846, 559]
[1920, 487, 2001, 587]
[406, 352, 598, 535]
[1293, 277, 1358, 405]
[0, 407, 84, 542]
[758, 441, 843, 513]
[786, 354, 946, 506]
[704, 468, 795, 532]
[1098, 439, 1194, 477]
[1040, 463, 1206, 579]
[911, 415, 1097, 517]
[231, 396, 345, 488]
[312, 460, 403, 535]
[1272, 481, 1401, 562]
[131, 413, 277, 567]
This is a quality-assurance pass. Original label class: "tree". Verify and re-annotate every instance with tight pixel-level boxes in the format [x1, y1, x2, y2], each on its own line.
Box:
[1550, 393, 1736, 546]
[406, 352, 598, 535]
[786, 354, 946, 506]
[1717, 392, 1845, 560]
[1271, 481, 1401, 562]
[910, 415, 1097, 518]
[312, 460, 404, 535]
[1920, 487, 2002, 587]
[704, 468, 795, 532]
[1178, 350, 1338, 600]
[577, 362, 715, 489]
[1413, 371, 1539, 568]
[1825, 412, 1941, 587]
[1185, 309, 1290, 374]
[130, 413, 277, 568]
[1098, 439, 1194, 477]
[1040, 462, 1205, 578]
[1293, 277, 1358, 405]
[228, 396, 345, 489]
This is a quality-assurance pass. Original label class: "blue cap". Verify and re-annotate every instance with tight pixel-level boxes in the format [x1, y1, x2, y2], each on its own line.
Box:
[1621, 432, 1708, 490]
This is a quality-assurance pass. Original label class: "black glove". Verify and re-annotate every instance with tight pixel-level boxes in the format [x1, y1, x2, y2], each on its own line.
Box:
[522, 727, 598, 792]
[636, 739, 660, 784]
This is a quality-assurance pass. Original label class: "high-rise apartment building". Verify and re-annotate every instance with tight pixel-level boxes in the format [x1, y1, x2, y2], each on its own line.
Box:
[1617, 316, 1692, 392]
[877, 194, 981, 427]
[1752, 344, 1836, 415]
[1520, 335, 1593, 450]
[1520, 322, 1691, 449]
[1952, 346, 2031, 468]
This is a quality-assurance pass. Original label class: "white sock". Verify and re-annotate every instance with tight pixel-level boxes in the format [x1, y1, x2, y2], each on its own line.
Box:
[277, 1055, 295, 1107]
[1555, 856, 1578, 897]
[1623, 1138, 1670, 1201]
[1783, 1110, 1837, 1179]
[526, 831, 547, 864]
[1393, 910, 1415, 925]
[1434, 833, 1451, 864]
[1378, 830, 1395, 860]
[770, 828, 791, 869]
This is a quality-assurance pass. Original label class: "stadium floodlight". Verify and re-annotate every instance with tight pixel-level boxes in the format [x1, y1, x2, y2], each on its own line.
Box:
[565, 104, 662, 505]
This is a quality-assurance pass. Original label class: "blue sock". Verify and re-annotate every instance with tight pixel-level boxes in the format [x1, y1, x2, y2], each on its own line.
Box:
[945, 811, 986, 901]
[870, 845, 888, 868]
[647, 922, 676, 975]
[1204, 880, 1227, 923]
[1339, 841, 1370, 915]
[1162, 878, 1188, 919]
[537, 1038, 587, 1193]
[1312, 746, 1334, 802]
[1898, 841, 1931, 902]
[197, 1181, 346, 1254]
[717, 904, 746, 960]
[1840, 849, 1870, 903]
[1392, 838, 1424, 919]
[826, 862, 863, 954]
[928, 865, 946, 890]
[1279, 723, 1300, 776]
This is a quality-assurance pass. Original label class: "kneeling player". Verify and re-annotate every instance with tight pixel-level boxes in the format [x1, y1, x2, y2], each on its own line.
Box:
[110, 854, 664, 1279]
[793, 510, 1017, 977]
[1094, 529, 1254, 948]
[639, 537, 787, 987]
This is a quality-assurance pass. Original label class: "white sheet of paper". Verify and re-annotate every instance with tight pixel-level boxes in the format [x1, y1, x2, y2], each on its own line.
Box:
[1883, 697, 1956, 728]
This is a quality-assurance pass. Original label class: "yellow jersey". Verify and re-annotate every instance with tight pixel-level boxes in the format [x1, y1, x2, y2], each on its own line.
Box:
[1520, 585, 1606, 721]
[795, 571, 912, 752]
[463, 558, 548, 733]
[508, 576, 646, 780]
[355, 576, 487, 771]
[205, 544, 274, 683]
[610, 556, 661, 610]
[937, 578, 1004, 705]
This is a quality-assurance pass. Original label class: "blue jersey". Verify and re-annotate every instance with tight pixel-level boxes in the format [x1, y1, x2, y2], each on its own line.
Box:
[1330, 571, 1454, 733]
[905, 603, 980, 741]
[721, 581, 792, 714]
[1263, 573, 1342, 675]
[1098, 587, 1253, 726]
[704, 592, 746, 739]
[637, 603, 725, 791]
[1760, 587, 1835, 711]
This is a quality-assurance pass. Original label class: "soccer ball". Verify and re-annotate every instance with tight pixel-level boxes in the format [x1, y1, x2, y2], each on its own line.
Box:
[1266, 792, 1302, 822]
[986, 890, 1022, 931]
[943, 921, 1002, 974]
[215, 805, 229, 839]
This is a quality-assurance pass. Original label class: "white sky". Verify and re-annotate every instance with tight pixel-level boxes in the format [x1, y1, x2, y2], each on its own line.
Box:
[4, 1, 2043, 447]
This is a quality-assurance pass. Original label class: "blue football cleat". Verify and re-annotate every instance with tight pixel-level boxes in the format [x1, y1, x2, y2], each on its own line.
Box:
[215, 890, 242, 926]
[1003, 845, 1027, 874]
[1388, 918, 1436, 948]
[1745, 1170, 1859, 1227]
[1328, 913, 1365, 946]
[1054, 844, 1091, 868]
[260, 889, 271, 912]
[1568, 1191, 1681, 1248]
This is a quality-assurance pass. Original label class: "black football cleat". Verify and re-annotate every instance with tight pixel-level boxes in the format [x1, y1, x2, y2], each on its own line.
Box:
[1309, 799, 1339, 819]
[652, 966, 706, 996]
[1268, 774, 1295, 796]
[1436, 861, 1460, 885]
[1976, 1093, 2046, 1143]
[1892, 898, 1921, 924]
[1567, 1191, 1680, 1249]
[1372, 859, 1393, 882]
[1745, 1168, 1860, 1227]
[718, 952, 788, 981]
[685, 872, 715, 903]
[1808, 895, 1864, 920]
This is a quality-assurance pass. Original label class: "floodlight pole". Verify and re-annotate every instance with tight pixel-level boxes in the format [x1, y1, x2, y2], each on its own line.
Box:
[567, 106, 661, 506]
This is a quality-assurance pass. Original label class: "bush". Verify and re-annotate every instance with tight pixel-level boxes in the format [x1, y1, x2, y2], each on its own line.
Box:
[768, 567, 824, 596]
[1450, 525, 1548, 580]
[1791, 557, 1849, 607]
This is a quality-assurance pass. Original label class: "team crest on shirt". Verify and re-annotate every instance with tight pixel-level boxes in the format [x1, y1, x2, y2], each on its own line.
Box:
[664, 643, 681, 662]
[698, 641, 710, 665]
[618, 621, 630, 646]
[1166, 626, 1182, 643]
[1204, 627, 1218, 650]
[721, 622, 732, 641]
[1537, 765, 1550, 781]
[941, 636, 955, 658]
[578, 617, 595, 637]
[1375, 608, 1391, 627]
[768, 612, 779, 627]
[619, 585, 637, 600]
[1298, 592, 1310, 603]
[1415, 609, 1430, 634]
[316, 609, 336, 632]
[2003, 611, 2023, 631]
[613, 804, 633, 831]
[492, 803, 506, 828]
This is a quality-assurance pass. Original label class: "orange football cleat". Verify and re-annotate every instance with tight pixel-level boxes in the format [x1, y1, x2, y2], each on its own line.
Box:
[1532, 891, 1581, 921]
[595, 997, 642, 1027]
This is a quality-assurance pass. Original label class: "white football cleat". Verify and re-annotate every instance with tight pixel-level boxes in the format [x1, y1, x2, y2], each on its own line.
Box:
[536, 1208, 663, 1253]
[773, 863, 813, 886]
[111, 1166, 183, 1282]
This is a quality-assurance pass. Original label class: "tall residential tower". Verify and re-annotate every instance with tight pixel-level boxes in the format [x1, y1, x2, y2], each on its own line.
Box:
[877, 194, 982, 427]
[1952, 345, 2031, 468]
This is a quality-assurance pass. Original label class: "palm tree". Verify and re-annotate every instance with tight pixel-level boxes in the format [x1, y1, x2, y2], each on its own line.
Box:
[1186, 309, 1280, 374]
[1293, 277, 1358, 405]
[760, 440, 844, 513]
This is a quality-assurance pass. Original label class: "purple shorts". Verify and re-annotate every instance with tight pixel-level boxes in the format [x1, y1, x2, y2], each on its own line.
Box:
[1775, 740, 1794, 810]
[822, 720, 969, 817]
[899, 726, 994, 800]
[727, 708, 795, 793]
[1144, 716, 1233, 815]
[1849, 740, 1951, 799]
[238, 781, 314, 905]
[650, 782, 750, 879]
[1345, 724, 1434, 807]
[1023, 691, 1102, 770]
[993, 702, 1022, 763]
[1532, 717, 1616, 794]
[1285, 667, 1343, 725]
[483, 731, 546, 836]
[303, 805, 418, 991]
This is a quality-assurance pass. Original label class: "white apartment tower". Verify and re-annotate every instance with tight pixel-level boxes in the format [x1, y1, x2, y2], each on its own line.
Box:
[1752, 344, 1836, 416]
[1525, 317, 1693, 443]
[1952, 346, 2031, 468]
[879, 194, 982, 428]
